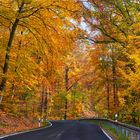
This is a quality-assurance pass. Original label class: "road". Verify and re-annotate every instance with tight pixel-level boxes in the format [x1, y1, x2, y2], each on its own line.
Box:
[1, 120, 111, 140]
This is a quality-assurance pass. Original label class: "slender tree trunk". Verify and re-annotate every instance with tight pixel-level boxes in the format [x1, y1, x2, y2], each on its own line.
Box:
[40, 80, 45, 117]
[0, 3, 24, 104]
[104, 67, 110, 117]
[112, 57, 118, 112]
[73, 92, 76, 118]
[64, 65, 69, 120]
[44, 88, 49, 119]
[64, 98, 68, 120]
[106, 77, 110, 116]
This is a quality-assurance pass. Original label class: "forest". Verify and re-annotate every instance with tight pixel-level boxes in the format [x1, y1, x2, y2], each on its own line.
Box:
[0, 0, 140, 132]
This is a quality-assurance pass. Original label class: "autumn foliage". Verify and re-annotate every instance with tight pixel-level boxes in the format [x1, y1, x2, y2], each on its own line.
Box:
[0, 0, 140, 132]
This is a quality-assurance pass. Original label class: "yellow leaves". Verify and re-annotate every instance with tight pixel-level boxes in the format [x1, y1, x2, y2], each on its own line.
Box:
[130, 54, 140, 65]
[0, 0, 84, 120]
[128, 35, 140, 40]
[23, 0, 32, 4]
[130, 38, 140, 48]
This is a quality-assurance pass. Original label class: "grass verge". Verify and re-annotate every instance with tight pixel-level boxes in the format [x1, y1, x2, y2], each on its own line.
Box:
[82, 120, 128, 140]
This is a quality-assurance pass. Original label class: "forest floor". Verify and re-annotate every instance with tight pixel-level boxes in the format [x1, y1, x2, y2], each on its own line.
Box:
[0, 111, 38, 135]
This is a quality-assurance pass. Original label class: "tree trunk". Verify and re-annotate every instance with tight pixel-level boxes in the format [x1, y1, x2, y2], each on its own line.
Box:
[0, 2, 24, 104]
[112, 57, 118, 112]
[40, 80, 45, 117]
[44, 88, 49, 119]
[64, 65, 69, 120]
[106, 77, 110, 116]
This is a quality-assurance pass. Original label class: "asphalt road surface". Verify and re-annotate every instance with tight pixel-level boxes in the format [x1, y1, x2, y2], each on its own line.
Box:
[1, 120, 111, 140]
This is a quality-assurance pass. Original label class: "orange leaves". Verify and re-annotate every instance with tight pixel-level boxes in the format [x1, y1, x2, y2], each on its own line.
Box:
[0, 0, 83, 117]
[81, 0, 140, 123]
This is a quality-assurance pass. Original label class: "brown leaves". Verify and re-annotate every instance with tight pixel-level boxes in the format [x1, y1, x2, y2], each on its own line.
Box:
[0, 112, 37, 135]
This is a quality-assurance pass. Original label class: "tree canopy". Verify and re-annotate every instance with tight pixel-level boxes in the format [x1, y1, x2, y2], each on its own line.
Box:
[0, 0, 140, 126]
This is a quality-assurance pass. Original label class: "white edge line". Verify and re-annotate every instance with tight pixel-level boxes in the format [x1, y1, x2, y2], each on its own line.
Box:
[0, 121, 52, 139]
[101, 128, 113, 140]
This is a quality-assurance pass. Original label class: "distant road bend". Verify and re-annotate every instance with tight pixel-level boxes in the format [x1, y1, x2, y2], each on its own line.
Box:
[1, 120, 112, 140]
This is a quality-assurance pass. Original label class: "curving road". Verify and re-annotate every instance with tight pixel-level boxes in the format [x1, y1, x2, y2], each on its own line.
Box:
[1, 120, 111, 140]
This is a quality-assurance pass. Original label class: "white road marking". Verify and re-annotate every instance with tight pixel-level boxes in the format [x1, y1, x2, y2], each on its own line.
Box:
[47, 129, 63, 138]
[101, 128, 113, 140]
[0, 122, 52, 139]
[56, 130, 65, 138]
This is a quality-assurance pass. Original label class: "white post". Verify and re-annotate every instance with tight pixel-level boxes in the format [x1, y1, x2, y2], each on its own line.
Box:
[115, 114, 118, 122]
[38, 118, 41, 127]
